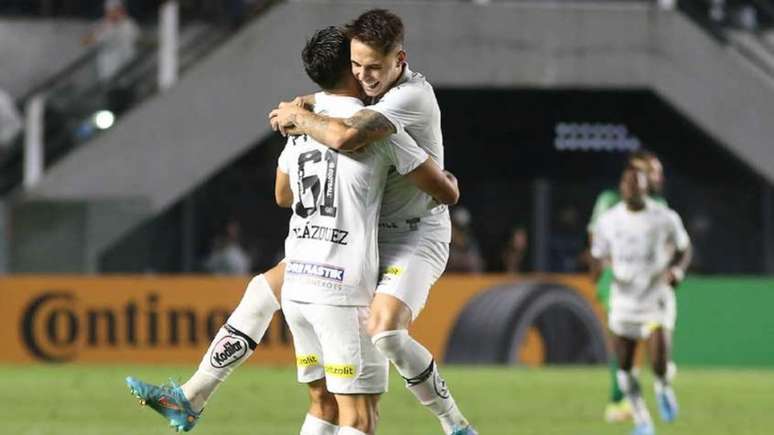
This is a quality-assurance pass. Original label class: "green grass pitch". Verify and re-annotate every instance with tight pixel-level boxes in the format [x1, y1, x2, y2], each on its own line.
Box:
[0, 364, 771, 435]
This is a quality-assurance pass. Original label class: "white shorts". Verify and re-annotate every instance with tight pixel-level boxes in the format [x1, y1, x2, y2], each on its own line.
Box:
[375, 233, 450, 320]
[282, 300, 389, 395]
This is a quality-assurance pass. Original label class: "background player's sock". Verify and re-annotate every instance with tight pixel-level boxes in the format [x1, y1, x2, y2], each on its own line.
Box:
[372, 330, 469, 433]
[338, 427, 367, 435]
[181, 274, 280, 411]
[667, 360, 678, 383]
[608, 358, 625, 402]
[617, 369, 652, 427]
[299, 413, 339, 435]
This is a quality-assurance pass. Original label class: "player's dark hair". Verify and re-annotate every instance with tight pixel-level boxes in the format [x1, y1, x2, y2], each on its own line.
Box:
[345, 9, 404, 55]
[628, 149, 657, 164]
[302, 26, 351, 91]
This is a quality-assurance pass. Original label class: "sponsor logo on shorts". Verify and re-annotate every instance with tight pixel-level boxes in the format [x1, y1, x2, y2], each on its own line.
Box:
[324, 364, 356, 378]
[287, 261, 345, 282]
[210, 335, 248, 368]
[297, 354, 320, 367]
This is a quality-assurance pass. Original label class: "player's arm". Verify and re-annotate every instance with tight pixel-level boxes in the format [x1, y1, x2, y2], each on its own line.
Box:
[666, 243, 692, 287]
[270, 104, 394, 152]
[588, 224, 610, 282]
[666, 210, 693, 287]
[404, 159, 460, 205]
[274, 169, 292, 208]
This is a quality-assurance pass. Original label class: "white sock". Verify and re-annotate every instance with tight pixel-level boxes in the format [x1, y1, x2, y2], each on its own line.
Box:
[667, 360, 677, 383]
[337, 427, 367, 435]
[617, 370, 652, 426]
[372, 330, 469, 433]
[300, 413, 339, 435]
[181, 274, 280, 411]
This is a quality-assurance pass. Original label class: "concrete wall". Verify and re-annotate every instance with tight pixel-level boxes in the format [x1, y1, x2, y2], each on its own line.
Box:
[0, 19, 92, 99]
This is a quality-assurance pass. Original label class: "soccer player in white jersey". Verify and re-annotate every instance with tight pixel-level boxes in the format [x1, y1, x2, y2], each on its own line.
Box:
[590, 165, 692, 435]
[125, 26, 459, 435]
[270, 9, 476, 435]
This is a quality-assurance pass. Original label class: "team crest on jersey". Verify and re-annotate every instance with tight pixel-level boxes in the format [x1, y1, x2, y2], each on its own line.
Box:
[287, 261, 345, 282]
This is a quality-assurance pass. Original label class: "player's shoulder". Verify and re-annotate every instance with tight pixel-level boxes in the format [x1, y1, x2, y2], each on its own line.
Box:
[382, 65, 436, 102]
[594, 189, 620, 207]
[598, 201, 625, 225]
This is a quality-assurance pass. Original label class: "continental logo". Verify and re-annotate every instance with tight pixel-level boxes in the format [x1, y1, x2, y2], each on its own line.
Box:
[287, 261, 345, 282]
[324, 364, 356, 378]
[296, 354, 320, 367]
[19, 291, 290, 363]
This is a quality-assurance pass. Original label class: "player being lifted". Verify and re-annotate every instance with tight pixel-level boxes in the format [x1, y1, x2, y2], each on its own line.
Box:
[270, 9, 477, 435]
[588, 151, 678, 423]
[125, 24, 460, 434]
[590, 164, 692, 435]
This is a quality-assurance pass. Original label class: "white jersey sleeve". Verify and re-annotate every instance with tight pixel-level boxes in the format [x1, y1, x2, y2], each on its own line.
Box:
[667, 209, 690, 251]
[383, 131, 429, 175]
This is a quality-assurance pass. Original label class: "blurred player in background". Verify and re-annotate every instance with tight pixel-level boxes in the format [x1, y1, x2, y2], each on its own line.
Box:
[126, 22, 459, 434]
[590, 165, 692, 435]
[271, 9, 477, 435]
[588, 150, 673, 422]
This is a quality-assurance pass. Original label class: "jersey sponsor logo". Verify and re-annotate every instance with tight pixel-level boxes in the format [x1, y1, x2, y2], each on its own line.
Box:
[292, 224, 349, 245]
[383, 266, 404, 277]
[296, 354, 320, 367]
[324, 363, 356, 378]
[210, 335, 248, 368]
[287, 261, 345, 282]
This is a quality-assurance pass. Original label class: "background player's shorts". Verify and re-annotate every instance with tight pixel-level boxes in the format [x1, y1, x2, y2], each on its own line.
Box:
[376, 232, 450, 320]
[609, 310, 671, 340]
[282, 300, 389, 395]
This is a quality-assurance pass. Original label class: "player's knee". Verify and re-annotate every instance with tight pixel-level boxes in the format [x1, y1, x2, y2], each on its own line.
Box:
[367, 302, 410, 336]
[371, 329, 408, 362]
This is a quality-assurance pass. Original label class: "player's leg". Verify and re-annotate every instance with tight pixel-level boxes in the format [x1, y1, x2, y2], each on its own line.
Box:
[300, 379, 339, 435]
[334, 394, 380, 435]
[181, 262, 284, 411]
[284, 300, 341, 435]
[598, 268, 631, 423]
[648, 326, 678, 423]
[126, 262, 284, 430]
[663, 290, 678, 384]
[369, 238, 475, 435]
[314, 304, 388, 435]
[610, 321, 654, 435]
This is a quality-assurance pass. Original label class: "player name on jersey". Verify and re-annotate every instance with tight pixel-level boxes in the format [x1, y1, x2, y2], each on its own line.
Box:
[291, 223, 349, 245]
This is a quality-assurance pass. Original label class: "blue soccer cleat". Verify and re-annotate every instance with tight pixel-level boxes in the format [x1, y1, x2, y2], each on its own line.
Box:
[126, 376, 201, 432]
[451, 425, 478, 435]
[631, 423, 655, 435]
[657, 389, 679, 423]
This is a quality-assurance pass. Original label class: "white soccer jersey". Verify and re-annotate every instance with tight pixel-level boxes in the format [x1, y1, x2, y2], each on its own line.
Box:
[368, 64, 451, 242]
[278, 92, 428, 306]
[591, 198, 690, 322]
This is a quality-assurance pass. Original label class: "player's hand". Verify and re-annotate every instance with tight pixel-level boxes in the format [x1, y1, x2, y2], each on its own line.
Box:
[268, 102, 307, 136]
[665, 267, 684, 287]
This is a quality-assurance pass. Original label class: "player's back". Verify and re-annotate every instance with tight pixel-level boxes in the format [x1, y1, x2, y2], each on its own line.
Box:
[280, 93, 394, 306]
